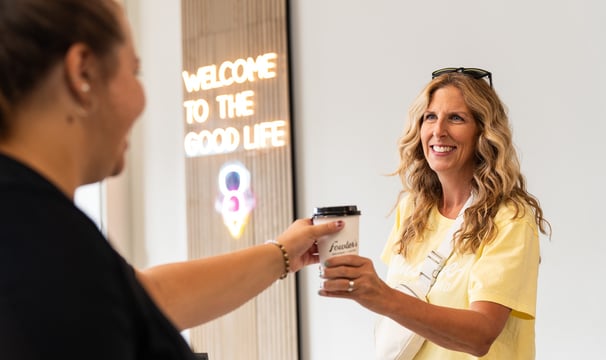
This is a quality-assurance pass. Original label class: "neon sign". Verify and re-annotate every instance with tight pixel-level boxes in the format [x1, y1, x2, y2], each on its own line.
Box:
[183, 120, 286, 156]
[182, 53, 277, 92]
[214, 162, 256, 239]
[182, 52, 287, 157]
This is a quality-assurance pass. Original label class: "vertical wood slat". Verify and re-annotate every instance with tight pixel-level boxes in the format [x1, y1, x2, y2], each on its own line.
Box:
[181, 0, 296, 359]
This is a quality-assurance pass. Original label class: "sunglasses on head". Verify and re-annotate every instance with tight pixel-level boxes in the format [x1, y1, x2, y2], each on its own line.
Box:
[431, 67, 493, 88]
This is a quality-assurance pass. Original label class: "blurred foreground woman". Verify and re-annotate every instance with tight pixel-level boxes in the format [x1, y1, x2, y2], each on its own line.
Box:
[0, 1, 342, 358]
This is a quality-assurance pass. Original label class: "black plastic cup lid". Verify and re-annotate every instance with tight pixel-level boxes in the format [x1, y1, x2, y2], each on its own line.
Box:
[313, 205, 361, 217]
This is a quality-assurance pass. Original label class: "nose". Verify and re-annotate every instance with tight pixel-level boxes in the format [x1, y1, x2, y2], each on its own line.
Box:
[432, 118, 446, 138]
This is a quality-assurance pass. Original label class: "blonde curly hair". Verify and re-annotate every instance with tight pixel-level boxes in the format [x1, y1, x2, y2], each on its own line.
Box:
[394, 72, 550, 256]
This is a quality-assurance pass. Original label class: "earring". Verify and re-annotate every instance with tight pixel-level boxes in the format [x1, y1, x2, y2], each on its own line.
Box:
[80, 83, 90, 93]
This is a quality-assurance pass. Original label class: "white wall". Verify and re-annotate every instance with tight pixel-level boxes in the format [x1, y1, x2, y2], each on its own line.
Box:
[75, 183, 105, 231]
[121, 0, 188, 268]
[121, 0, 606, 359]
[289, 1, 606, 359]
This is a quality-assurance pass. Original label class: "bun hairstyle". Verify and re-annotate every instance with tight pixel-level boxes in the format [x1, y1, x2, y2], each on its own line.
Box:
[0, 0, 124, 135]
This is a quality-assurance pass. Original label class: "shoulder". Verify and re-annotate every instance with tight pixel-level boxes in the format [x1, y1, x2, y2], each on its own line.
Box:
[396, 192, 415, 217]
[480, 201, 540, 255]
[1, 172, 126, 290]
[494, 200, 538, 232]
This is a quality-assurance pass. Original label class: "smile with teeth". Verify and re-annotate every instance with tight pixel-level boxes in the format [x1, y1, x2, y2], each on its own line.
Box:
[432, 145, 455, 153]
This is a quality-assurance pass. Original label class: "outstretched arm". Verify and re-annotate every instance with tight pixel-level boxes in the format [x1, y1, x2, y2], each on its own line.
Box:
[137, 218, 343, 330]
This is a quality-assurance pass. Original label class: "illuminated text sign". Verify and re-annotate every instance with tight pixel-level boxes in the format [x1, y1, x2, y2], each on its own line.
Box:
[182, 52, 287, 157]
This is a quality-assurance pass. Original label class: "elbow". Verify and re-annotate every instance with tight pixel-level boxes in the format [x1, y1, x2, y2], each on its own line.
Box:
[470, 346, 490, 358]
[467, 334, 498, 357]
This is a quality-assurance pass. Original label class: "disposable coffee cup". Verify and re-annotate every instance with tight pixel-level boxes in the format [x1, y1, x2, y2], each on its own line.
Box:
[312, 205, 361, 264]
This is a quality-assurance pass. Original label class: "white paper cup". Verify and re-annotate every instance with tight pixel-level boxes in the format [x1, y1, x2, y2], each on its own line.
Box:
[312, 205, 361, 264]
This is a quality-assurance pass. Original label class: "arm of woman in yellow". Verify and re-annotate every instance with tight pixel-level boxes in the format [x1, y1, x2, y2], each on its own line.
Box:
[319, 255, 510, 357]
[137, 218, 343, 330]
[380, 290, 510, 356]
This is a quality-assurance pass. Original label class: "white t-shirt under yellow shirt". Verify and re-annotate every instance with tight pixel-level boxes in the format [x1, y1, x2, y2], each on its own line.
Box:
[381, 194, 540, 360]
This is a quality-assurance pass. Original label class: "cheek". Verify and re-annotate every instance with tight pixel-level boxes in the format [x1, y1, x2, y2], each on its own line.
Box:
[123, 80, 144, 121]
[111, 80, 144, 130]
[132, 81, 146, 118]
[420, 126, 431, 149]
[464, 132, 479, 150]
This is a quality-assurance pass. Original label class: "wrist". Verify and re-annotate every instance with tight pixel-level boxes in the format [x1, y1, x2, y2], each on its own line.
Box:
[265, 240, 290, 279]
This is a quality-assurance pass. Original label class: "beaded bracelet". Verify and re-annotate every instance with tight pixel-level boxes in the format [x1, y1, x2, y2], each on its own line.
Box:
[265, 240, 290, 279]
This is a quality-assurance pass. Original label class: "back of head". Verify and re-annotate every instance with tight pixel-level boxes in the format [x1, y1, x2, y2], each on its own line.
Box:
[0, 0, 123, 136]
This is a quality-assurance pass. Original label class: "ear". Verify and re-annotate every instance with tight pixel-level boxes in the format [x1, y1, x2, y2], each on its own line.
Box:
[63, 43, 97, 106]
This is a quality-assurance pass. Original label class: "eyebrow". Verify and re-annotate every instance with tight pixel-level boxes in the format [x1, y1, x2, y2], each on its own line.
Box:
[423, 110, 472, 118]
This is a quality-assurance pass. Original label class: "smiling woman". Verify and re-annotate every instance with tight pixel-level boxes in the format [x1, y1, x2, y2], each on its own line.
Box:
[318, 68, 551, 360]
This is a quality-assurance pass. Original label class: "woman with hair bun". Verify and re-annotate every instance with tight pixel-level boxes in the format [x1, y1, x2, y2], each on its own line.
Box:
[0, 1, 342, 358]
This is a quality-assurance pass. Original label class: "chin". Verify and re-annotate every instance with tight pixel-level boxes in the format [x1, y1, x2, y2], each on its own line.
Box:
[109, 158, 126, 177]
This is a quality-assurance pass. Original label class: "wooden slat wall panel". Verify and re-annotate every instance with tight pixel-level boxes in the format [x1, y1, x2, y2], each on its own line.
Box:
[180, 1, 296, 359]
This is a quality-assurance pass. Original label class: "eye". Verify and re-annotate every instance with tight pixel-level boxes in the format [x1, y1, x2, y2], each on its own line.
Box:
[423, 113, 437, 122]
[450, 114, 464, 122]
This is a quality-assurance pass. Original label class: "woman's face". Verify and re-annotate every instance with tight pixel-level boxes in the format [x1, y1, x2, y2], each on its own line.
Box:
[86, 8, 145, 181]
[420, 85, 478, 182]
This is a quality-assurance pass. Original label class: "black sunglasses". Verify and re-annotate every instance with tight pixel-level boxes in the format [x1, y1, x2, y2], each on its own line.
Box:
[431, 67, 492, 88]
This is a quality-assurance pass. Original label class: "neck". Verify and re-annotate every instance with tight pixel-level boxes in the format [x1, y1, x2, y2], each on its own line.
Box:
[0, 114, 81, 200]
[1, 66, 87, 200]
[438, 181, 472, 220]
[0, 143, 79, 201]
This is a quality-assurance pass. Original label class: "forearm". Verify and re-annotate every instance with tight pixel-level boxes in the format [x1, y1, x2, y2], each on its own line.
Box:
[136, 243, 285, 330]
[380, 290, 508, 356]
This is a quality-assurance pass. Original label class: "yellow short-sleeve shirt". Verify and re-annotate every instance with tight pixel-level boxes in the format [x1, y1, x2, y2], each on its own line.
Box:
[381, 195, 540, 360]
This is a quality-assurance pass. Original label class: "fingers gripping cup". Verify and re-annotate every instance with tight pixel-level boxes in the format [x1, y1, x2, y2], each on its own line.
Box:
[312, 205, 361, 264]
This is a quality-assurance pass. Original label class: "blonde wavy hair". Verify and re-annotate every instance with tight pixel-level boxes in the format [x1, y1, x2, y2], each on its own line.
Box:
[394, 72, 550, 256]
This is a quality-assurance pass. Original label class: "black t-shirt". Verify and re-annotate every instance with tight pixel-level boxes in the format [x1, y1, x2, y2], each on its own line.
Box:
[0, 154, 197, 360]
